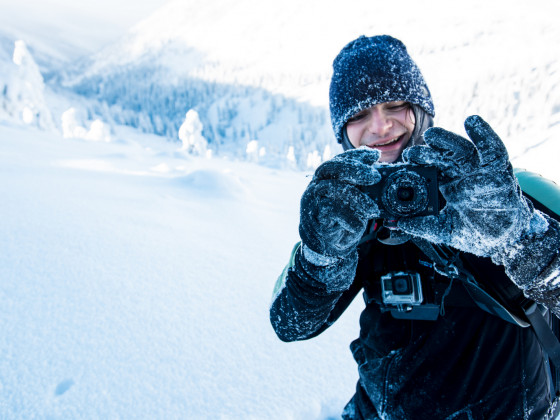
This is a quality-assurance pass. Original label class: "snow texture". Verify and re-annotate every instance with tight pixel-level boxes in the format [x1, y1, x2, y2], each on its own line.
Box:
[178, 109, 208, 156]
[329, 35, 433, 143]
[299, 149, 380, 259]
[302, 244, 342, 267]
[1, 39, 54, 130]
[399, 117, 560, 316]
[3, 0, 560, 176]
[0, 0, 559, 418]
[399, 116, 550, 261]
[0, 123, 361, 419]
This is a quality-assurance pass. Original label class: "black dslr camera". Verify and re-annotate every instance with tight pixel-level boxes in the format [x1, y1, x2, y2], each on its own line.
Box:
[360, 165, 439, 219]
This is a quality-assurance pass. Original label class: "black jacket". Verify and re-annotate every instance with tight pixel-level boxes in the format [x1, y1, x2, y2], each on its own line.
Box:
[270, 225, 554, 419]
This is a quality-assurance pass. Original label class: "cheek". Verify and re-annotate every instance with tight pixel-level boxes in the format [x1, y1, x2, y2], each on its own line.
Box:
[345, 124, 364, 148]
[408, 108, 416, 124]
[405, 109, 416, 133]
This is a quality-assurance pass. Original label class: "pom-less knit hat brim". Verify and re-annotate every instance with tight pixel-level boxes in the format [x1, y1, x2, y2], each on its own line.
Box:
[329, 35, 435, 143]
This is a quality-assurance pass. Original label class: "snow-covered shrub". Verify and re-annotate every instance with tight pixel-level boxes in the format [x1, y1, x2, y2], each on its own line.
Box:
[178, 109, 208, 155]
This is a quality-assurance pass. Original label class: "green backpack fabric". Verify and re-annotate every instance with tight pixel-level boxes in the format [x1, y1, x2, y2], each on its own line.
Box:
[515, 168, 560, 218]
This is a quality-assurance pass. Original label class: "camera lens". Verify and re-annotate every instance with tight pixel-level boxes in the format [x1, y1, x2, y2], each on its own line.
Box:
[381, 170, 429, 217]
[396, 186, 414, 202]
[393, 277, 411, 294]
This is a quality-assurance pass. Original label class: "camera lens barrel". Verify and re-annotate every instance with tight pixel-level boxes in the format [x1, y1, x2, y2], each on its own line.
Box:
[381, 171, 430, 217]
[358, 165, 438, 219]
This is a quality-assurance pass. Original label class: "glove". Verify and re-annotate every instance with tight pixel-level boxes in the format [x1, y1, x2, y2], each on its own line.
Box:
[398, 115, 560, 292]
[299, 148, 381, 263]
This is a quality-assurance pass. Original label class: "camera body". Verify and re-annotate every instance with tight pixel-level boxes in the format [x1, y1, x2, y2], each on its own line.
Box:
[381, 271, 423, 307]
[360, 164, 439, 219]
[379, 270, 440, 321]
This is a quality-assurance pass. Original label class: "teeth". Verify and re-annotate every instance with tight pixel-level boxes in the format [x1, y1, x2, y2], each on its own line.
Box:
[375, 137, 400, 146]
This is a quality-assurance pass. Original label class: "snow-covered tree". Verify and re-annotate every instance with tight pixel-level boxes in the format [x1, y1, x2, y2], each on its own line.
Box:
[61, 107, 111, 142]
[306, 150, 321, 169]
[1, 40, 54, 130]
[246, 140, 266, 162]
[178, 109, 208, 155]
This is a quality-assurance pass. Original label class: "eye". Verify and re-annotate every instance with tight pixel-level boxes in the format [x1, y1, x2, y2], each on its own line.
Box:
[386, 102, 409, 112]
[347, 111, 367, 124]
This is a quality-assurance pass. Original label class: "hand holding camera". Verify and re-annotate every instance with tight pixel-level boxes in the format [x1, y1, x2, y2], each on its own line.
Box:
[398, 115, 547, 263]
[299, 148, 382, 260]
[359, 164, 439, 221]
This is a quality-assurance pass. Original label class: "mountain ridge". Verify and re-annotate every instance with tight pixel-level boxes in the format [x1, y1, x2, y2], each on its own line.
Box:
[2, 0, 560, 173]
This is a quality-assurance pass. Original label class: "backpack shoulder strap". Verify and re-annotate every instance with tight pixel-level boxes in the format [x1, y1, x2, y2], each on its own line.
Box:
[515, 169, 560, 405]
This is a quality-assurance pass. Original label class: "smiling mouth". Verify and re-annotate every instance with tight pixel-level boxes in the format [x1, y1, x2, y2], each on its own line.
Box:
[372, 135, 402, 147]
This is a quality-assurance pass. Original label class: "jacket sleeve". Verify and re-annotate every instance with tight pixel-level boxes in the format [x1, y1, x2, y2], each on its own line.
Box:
[508, 170, 560, 314]
[269, 242, 359, 342]
[504, 214, 560, 316]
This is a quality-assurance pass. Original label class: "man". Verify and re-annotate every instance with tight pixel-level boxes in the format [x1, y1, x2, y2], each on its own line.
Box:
[270, 35, 560, 419]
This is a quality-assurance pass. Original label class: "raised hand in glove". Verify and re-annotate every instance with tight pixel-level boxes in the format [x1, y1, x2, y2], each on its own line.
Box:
[398, 115, 560, 294]
[299, 148, 381, 275]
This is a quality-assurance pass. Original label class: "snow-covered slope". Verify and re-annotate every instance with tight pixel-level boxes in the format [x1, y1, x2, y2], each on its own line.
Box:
[0, 0, 169, 67]
[52, 0, 560, 175]
[0, 122, 361, 419]
[1, 1, 560, 418]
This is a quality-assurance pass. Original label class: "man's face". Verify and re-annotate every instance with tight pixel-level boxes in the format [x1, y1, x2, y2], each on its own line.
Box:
[345, 101, 416, 163]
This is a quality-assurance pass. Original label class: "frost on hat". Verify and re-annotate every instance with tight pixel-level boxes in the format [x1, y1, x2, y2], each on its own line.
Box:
[329, 35, 435, 143]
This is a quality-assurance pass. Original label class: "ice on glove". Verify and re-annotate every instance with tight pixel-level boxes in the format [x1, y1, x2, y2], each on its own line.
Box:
[398, 116, 560, 295]
[299, 148, 381, 259]
[313, 147, 382, 185]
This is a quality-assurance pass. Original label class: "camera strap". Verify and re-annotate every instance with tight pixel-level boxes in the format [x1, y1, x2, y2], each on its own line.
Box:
[411, 237, 474, 284]
[412, 237, 560, 374]
[412, 237, 528, 324]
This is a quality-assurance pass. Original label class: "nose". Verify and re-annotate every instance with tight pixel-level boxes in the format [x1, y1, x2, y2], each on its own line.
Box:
[367, 108, 392, 136]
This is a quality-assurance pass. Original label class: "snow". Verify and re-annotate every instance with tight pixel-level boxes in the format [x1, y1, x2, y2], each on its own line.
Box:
[2, 40, 54, 130]
[178, 109, 208, 156]
[0, 0, 168, 62]
[12, 0, 554, 174]
[1, 0, 560, 418]
[0, 122, 363, 418]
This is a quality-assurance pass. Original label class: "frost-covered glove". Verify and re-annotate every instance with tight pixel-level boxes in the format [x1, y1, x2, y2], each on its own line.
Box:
[398, 115, 560, 294]
[298, 148, 381, 290]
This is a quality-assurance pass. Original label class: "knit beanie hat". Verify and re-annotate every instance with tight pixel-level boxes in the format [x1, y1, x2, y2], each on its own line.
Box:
[329, 35, 435, 144]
